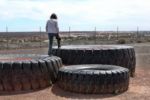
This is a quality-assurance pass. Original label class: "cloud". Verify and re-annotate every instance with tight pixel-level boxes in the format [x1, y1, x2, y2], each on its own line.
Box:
[0, 0, 150, 31]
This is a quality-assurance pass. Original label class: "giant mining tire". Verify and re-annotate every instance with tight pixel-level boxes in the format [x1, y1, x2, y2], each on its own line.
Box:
[0, 54, 62, 94]
[57, 64, 129, 94]
[53, 45, 136, 77]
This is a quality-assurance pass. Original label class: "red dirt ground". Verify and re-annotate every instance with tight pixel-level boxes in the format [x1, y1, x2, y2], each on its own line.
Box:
[0, 44, 149, 100]
[0, 66, 149, 100]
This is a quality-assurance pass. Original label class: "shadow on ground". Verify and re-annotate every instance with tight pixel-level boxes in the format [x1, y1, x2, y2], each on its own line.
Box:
[51, 84, 124, 99]
[0, 86, 50, 96]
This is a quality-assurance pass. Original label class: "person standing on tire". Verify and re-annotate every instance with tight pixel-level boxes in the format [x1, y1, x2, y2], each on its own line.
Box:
[46, 13, 61, 55]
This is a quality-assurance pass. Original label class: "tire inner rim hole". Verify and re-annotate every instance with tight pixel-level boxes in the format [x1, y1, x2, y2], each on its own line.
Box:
[79, 68, 114, 71]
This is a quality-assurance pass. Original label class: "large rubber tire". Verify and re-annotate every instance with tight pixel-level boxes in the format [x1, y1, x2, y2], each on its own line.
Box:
[0, 54, 62, 94]
[53, 45, 136, 77]
[57, 64, 129, 94]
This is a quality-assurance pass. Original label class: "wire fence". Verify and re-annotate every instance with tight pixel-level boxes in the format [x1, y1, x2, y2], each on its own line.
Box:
[0, 27, 150, 50]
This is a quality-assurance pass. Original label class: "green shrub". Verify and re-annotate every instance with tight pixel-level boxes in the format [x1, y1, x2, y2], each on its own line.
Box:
[146, 39, 150, 42]
[117, 39, 126, 44]
[136, 40, 142, 43]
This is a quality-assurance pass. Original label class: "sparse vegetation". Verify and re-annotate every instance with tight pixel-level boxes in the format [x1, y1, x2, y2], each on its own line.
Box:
[0, 31, 150, 50]
[136, 40, 142, 43]
[117, 39, 126, 44]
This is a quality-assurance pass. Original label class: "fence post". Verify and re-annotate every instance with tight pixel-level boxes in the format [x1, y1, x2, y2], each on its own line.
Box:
[69, 26, 71, 45]
[39, 26, 42, 48]
[18, 40, 20, 49]
[69, 26, 71, 37]
[6, 26, 9, 50]
[94, 27, 96, 44]
[117, 26, 119, 41]
[136, 26, 139, 41]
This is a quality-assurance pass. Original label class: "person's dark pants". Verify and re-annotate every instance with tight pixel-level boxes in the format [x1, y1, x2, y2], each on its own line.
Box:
[48, 33, 61, 55]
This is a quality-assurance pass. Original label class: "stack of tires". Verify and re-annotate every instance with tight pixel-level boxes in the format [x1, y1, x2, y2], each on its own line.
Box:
[53, 45, 136, 94]
[0, 54, 62, 94]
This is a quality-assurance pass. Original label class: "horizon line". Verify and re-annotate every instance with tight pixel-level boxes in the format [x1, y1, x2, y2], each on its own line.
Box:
[0, 30, 150, 33]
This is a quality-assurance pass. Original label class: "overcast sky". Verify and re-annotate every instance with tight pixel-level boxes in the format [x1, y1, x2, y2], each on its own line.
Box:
[0, 0, 150, 32]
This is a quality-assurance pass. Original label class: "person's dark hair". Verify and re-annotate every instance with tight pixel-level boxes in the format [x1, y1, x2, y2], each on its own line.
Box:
[50, 13, 57, 19]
